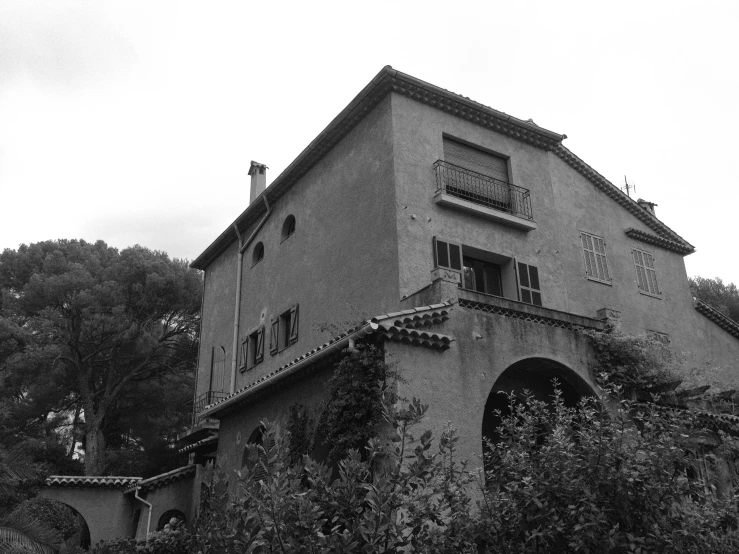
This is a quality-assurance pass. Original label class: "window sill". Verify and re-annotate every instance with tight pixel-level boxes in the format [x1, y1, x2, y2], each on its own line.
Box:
[638, 290, 662, 299]
[280, 233, 294, 244]
[586, 276, 613, 286]
[434, 191, 537, 231]
[251, 259, 263, 269]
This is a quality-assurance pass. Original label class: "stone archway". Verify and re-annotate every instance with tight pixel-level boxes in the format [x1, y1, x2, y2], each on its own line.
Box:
[482, 357, 596, 465]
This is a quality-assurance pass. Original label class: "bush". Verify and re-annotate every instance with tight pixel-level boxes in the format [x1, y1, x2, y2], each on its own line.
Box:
[191, 384, 739, 553]
[90, 519, 189, 554]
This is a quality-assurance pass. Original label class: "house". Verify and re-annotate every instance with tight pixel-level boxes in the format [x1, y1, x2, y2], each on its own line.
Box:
[43, 66, 739, 544]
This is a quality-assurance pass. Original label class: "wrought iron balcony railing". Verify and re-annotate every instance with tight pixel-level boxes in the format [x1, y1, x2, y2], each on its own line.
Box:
[191, 390, 229, 424]
[434, 160, 533, 221]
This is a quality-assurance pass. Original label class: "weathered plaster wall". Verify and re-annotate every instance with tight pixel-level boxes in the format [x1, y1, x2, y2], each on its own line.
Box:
[198, 240, 238, 397]
[389, 92, 739, 389]
[39, 488, 135, 546]
[215, 364, 334, 487]
[386, 306, 600, 469]
[133, 478, 195, 540]
[198, 95, 400, 400]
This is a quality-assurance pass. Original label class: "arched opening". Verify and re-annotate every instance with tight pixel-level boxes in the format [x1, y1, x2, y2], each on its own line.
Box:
[157, 509, 187, 531]
[281, 215, 296, 241]
[252, 242, 264, 266]
[482, 358, 596, 469]
[45, 500, 91, 550]
[241, 425, 268, 480]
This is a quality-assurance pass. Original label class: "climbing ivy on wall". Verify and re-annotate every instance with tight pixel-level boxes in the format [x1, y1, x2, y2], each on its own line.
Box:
[583, 330, 683, 398]
[313, 343, 392, 465]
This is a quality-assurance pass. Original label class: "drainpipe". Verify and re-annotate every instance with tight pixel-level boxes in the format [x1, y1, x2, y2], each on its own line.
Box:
[134, 487, 152, 541]
[229, 194, 272, 393]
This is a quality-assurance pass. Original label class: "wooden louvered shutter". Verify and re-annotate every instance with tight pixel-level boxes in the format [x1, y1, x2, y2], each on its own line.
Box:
[269, 317, 279, 355]
[289, 305, 299, 344]
[443, 138, 509, 183]
[580, 232, 611, 282]
[239, 338, 248, 370]
[517, 262, 542, 307]
[632, 249, 659, 295]
[256, 326, 264, 363]
[433, 237, 462, 271]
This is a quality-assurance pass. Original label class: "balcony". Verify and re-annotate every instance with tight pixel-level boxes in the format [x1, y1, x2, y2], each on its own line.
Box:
[192, 390, 229, 425]
[433, 160, 537, 231]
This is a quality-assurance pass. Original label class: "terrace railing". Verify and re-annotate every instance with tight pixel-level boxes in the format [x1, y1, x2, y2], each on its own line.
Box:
[434, 160, 533, 220]
[191, 390, 229, 425]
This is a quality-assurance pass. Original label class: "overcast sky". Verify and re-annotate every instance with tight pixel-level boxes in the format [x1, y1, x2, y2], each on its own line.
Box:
[0, 0, 737, 284]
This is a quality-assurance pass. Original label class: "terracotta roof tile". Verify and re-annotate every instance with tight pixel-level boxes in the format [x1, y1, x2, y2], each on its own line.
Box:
[46, 475, 142, 489]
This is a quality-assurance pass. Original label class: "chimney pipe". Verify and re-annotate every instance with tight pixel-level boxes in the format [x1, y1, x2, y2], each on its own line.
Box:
[249, 161, 268, 204]
[636, 198, 657, 217]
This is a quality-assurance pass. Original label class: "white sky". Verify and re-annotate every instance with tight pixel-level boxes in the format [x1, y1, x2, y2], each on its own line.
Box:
[0, 0, 737, 284]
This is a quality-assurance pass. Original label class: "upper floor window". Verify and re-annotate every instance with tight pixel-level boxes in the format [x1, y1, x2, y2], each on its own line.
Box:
[282, 215, 296, 241]
[632, 248, 661, 297]
[240, 326, 264, 372]
[252, 242, 264, 266]
[580, 232, 611, 284]
[444, 137, 509, 183]
[434, 138, 534, 227]
[270, 304, 299, 354]
[463, 256, 502, 297]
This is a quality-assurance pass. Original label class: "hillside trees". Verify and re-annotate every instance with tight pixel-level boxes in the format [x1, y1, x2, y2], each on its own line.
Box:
[0, 240, 202, 475]
[690, 276, 739, 323]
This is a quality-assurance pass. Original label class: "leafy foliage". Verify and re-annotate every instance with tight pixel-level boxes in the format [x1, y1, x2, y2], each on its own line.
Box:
[690, 276, 739, 323]
[314, 344, 391, 464]
[87, 519, 189, 554]
[0, 239, 201, 475]
[584, 330, 683, 396]
[189, 385, 739, 553]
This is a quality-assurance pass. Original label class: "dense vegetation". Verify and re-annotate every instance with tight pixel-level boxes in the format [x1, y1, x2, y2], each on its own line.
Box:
[690, 276, 739, 323]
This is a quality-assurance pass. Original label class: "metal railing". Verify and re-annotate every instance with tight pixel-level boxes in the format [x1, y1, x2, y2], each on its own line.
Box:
[191, 390, 229, 424]
[434, 160, 533, 220]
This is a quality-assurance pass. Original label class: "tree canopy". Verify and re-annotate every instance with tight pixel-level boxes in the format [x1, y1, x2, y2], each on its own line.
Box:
[0, 239, 202, 475]
[690, 276, 739, 323]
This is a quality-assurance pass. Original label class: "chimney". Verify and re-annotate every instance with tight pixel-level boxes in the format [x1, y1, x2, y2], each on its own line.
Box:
[636, 198, 657, 217]
[248, 161, 268, 204]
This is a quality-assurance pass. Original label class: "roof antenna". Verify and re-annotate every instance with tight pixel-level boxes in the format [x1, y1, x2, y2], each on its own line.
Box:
[622, 175, 636, 197]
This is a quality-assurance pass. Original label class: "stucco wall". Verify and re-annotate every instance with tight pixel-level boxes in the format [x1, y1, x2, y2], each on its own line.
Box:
[197, 95, 400, 399]
[389, 92, 739, 390]
[133, 477, 195, 540]
[387, 306, 600, 470]
[39, 488, 135, 546]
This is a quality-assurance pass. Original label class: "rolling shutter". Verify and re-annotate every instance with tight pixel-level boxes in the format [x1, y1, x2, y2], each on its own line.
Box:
[443, 138, 509, 183]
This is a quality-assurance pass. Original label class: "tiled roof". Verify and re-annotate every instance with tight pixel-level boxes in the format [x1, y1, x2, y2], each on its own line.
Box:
[694, 299, 739, 340]
[624, 228, 695, 256]
[46, 475, 142, 489]
[178, 434, 219, 454]
[191, 67, 693, 271]
[124, 465, 197, 493]
[199, 302, 455, 419]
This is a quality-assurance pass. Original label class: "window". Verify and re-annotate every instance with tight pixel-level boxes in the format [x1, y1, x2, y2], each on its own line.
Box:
[240, 326, 264, 371]
[518, 262, 542, 306]
[580, 232, 611, 284]
[270, 304, 299, 354]
[632, 248, 660, 297]
[281, 215, 296, 241]
[252, 242, 264, 266]
[444, 137, 509, 183]
[462, 256, 503, 296]
[433, 237, 462, 272]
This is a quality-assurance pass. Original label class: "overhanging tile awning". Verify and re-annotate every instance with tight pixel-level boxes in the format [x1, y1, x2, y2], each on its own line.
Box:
[198, 302, 456, 419]
[46, 475, 142, 489]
